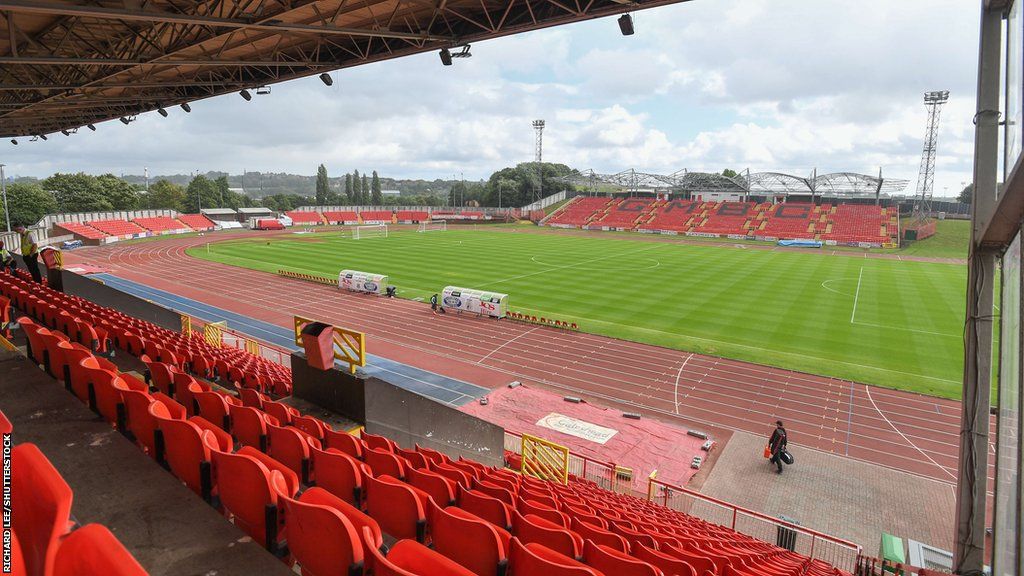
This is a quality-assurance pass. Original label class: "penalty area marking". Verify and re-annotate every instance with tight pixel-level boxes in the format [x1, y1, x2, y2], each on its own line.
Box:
[850, 266, 863, 324]
[820, 278, 858, 297]
[530, 254, 661, 271]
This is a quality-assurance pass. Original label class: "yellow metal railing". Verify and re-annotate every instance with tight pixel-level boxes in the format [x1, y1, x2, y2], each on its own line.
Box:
[521, 433, 570, 485]
[180, 315, 192, 336]
[293, 315, 366, 373]
[204, 320, 226, 348]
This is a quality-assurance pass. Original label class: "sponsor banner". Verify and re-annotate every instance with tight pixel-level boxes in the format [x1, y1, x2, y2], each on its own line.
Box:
[339, 270, 388, 295]
[660, 230, 679, 236]
[726, 234, 749, 240]
[825, 240, 838, 246]
[754, 235, 778, 242]
[536, 413, 618, 445]
[686, 232, 719, 238]
[442, 286, 508, 318]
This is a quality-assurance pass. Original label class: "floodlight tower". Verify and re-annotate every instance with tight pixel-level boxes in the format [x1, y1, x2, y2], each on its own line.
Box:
[533, 119, 545, 202]
[912, 90, 949, 223]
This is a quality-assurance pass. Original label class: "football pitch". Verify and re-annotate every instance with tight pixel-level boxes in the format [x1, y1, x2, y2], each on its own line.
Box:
[188, 227, 967, 398]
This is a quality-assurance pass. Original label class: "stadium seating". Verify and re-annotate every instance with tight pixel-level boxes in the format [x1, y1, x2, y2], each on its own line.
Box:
[285, 211, 324, 225]
[55, 221, 108, 240]
[176, 214, 216, 230]
[323, 210, 359, 224]
[821, 204, 897, 244]
[756, 203, 818, 239]
[637, 200, 699, 233]
[359, 210, 393, 223]
[690, 202, 756, 236]
[545, 197, 615, 227]
[591, 198, 658, 228]
[88, 219, 149, 237]
[133, 216, 189, 234]
[397, 210, 430, 222]
[3, 268, 853, 576]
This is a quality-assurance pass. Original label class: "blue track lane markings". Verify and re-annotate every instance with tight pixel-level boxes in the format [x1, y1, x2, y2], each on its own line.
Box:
[91, 273, 487, 406]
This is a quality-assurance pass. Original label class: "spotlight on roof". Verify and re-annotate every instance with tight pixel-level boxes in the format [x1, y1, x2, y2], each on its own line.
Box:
[239, 89, 252, 101]
[38, 134, 47, 140]
[618, 13, 634, 35]
[319, 73, 333, 86]
[10, 139, 17, 145]
[61, 129, 71, 136]
[87, 124, 96, 131]
[180, 103, 192, 113]
[255, 85, 271, 95]
[439, 48, 453, 66]
[157, 106, 168, 117]
[440, 45, 471, 66]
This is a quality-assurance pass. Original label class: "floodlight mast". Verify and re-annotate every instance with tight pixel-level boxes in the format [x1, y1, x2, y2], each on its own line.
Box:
[912, 90, 949, 223]
[533, 119, 545, 202]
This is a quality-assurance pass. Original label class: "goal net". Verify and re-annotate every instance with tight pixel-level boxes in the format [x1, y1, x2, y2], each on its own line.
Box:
[418, 221, 447, 233]
[351, 224, 388, 240]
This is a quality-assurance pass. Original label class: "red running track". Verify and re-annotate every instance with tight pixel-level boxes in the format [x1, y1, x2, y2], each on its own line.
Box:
[64, 233, 993, 489]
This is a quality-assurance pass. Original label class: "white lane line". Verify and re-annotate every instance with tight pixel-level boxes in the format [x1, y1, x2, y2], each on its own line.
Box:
[850, 265, 864, 324]
[674, 353, 695, 414]
[478, 327, 541, 363]
[865, 384, 957, 480]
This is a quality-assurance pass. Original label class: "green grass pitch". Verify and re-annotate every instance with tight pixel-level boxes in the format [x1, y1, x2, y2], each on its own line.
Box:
[188, 227, 967, 399]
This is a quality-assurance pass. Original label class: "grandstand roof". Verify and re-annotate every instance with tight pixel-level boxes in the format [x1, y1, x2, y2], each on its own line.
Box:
[559, 169, 910, 197]
[0, 0, 687, 138]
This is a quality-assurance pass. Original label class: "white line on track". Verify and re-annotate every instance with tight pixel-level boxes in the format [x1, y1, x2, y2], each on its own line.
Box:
[865, 384, 957, 480]
[674, 353, 694, 414]
[478, 327, 541, 363]
[850, 265, 863, 324]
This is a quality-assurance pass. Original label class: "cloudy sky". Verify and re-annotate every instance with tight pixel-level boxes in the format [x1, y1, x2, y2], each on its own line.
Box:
[5, 0, 978, 198]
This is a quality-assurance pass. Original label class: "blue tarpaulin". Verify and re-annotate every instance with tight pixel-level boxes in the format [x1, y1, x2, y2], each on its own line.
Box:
[778, 239, 822, 248]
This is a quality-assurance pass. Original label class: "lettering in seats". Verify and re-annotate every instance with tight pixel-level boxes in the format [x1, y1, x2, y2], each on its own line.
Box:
[775, 205, 811, 219]
[717, 203, 751, 217]
[619, 199, 649, 212]
[663, 200, 697, 213]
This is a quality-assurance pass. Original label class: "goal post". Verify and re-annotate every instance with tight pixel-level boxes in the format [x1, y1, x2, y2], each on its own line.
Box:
[351, 224, 388, 239]
[418, 221, 447, 233]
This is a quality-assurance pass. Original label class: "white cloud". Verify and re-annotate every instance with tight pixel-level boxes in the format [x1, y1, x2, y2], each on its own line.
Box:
[3, 0, 978, 198]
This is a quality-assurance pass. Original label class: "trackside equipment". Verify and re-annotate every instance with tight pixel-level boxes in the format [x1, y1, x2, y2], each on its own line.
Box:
[339, 270, 388, 295]
[441, 286, 508, 318]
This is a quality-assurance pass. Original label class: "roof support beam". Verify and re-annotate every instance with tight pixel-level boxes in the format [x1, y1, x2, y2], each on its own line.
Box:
[0, 56, 335, 67]
[0, 0, 454, 42]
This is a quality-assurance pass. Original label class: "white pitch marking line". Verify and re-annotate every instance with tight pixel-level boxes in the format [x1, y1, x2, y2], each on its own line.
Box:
[479, 243, 662, 288]
[865, 384, 957, 480]
[674, 353, 694, 414]
[850, 265, 863, 324]
[478, 327, 541, 363]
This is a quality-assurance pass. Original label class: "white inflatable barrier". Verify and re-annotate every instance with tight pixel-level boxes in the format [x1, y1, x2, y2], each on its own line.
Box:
[339, 269, 388, 295]
[442, 286, 508, 318]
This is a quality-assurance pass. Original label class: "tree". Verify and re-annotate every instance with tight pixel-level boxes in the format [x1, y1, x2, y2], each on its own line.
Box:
[362, 174, 370, 205]
[42, 173, 113, 213]
[371, 171, 383, 205]
[344, 174, 353, 204]
[1, 182, 57, 227]
[214, 175, 231, 208]
[185, 175, 219, 213]
[352, 170, 362, 204]
[143, 180, 186, 211]
[958, 183, 973, 205]
[316, 164, 329, 206]
[722, 168, 739, 179]
[96, 174, 140, 209]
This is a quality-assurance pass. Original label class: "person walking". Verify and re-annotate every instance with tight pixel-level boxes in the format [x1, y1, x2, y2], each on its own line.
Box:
[768, 420, 788, 474]
[430, 293, 439, 313]
[14, 225, 41, 283]
[0, 240, 16, 274]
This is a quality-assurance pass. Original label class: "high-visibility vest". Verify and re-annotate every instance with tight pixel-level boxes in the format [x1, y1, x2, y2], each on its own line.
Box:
[19, 231, 36, 256]
[0, 247, 10, 261]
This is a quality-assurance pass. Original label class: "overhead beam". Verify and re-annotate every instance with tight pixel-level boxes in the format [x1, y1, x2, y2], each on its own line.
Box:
[0, 56, 336, 67]
[0, 0, 455, 42]
[0, 81, 251, 90]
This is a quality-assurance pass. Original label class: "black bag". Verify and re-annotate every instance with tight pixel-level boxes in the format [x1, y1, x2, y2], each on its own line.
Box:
[780, 450, 794, 465]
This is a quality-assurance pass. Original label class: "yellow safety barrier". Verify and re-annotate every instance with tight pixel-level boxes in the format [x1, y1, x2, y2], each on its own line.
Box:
[204, 321, 226, 348]
[180, 315, 192, 336]
[293, 315, 366, 374]
[277, 269, 336, 286]
[521, 434, 570, 485]
[245, 339, 260, 356]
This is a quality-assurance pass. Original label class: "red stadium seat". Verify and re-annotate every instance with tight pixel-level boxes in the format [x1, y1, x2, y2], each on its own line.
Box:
[278, 487, 365, 576]
[238, 387, 268, 409]
[268, 423, 320, 484]
[236, 446, 300, 496]
[310, 446, 368, 506]
[428, 499, 508, 576]
[633, 543, 697, 576]
[397, 446, 431, 470]
[512, 510, 583, 560]
[11, 443, 74, 576]
[583, 540, 662, 576]
[157, 416, 218, 501]
[195, 391, 233, 432]
[293, 414, 329, 441]
[211, 448, 293, 551]
[473, 478, 515, 506]
[365, 474, 427, 542]
[661, 543, 717, 575]
[52, 524, 148, 576]
[324, 428, 365, 460]
[416, 444, 451, 466]
[361, 430, 398, 453]
[309, 491, 383, 564]
[9, 530, 26, 576]
[458, 484, 512, 531]
[264, 400, 299, 425]
[571, 517, 628, 552]
[433, 462, 473, 488]
[365, 447, 408, 480]
[407, 466, 456, 507]
[123, 391, 166, 456]
[190, 416, 234, 453]
[508, 538, 604, 576]
[86, 366, 130, 427]
[518, 497, 569, 527]
[229, 405, 275, 451]
[363, 527, 476, 576]
[0, 408, 12, 434]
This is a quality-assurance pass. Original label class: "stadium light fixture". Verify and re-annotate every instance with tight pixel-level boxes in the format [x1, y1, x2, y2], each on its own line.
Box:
[181, 103, 192, 113]
[256, 86, 271, 95]
[9, 139, 16, 145]
[38, 134, 47, 140]
[120, 116, 131, 125]
[158, 106, 169, 117]
[87, 124, 96, 131]
[440, 45, 472, 66]
[618, 14, 634, 35]
[439, 48, 452, 66]
[61, 129, 71, 136]
[240, 89, 252, 101]
[319, 73, 333, 86]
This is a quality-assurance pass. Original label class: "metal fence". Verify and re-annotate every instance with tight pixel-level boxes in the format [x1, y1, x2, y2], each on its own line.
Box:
[648, 477, 861, 572]
[504, 431, 630, 493]
[187, 315, 293, 369]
